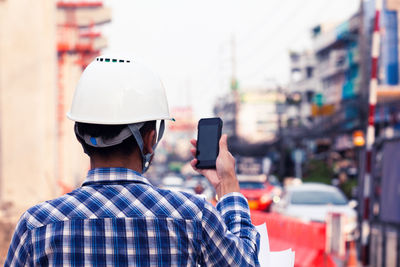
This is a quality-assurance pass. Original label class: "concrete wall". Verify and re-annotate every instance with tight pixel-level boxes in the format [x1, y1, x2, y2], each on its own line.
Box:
[0, 1, 107, 262]
[0, 1, 92, 214]
[0, 0, 58, 213]
[0, 0, 57, 263]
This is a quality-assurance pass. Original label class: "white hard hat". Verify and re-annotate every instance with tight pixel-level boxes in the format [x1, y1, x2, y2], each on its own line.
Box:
[67, 55, 172, 124]
[68, 55, 173, 173]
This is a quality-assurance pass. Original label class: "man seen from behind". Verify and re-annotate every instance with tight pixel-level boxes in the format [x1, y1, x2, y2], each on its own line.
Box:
[5, 55, 260, 266]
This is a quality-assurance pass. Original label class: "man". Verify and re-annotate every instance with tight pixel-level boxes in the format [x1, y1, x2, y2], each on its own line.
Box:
[5, 56, 260, 266]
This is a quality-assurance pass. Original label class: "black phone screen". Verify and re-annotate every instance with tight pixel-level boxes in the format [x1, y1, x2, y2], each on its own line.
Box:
[197, 124, 219, 161]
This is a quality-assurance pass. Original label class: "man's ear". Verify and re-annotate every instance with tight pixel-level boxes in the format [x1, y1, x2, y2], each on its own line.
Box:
[143, 129, 156, 155]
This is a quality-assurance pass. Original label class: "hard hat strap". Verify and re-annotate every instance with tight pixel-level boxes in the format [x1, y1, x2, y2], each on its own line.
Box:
[154, 120, 165, 150]
[75, 120, 165, 174]
[128, 120, 165, 174]
[75, 124, 135, 147]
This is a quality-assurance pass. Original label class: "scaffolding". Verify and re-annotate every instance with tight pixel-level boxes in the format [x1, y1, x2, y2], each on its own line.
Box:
[56, 1, 111, 193]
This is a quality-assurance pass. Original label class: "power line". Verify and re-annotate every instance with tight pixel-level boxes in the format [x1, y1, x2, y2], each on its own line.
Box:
[236, 0, 292, 47]
[239, 0, 337, 82]
[190, 0, 337, 102]
[192, 0, 310, 95]
[238, 0, 314, 68]
[239, 31, 305, 81]
[190, 0, 294, 95]
[197, 0, 319, 98]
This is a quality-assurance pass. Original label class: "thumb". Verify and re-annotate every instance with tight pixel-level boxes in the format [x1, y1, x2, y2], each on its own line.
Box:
[219, 134, 228, 152]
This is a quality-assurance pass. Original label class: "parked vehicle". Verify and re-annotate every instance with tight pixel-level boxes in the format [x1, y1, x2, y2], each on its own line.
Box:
[271, 183, 357, 240]
[160, 174, 194, 194]
[184, 175, 215, 201]
[238, 174, 281, 211]
[160, 174, 216, 201]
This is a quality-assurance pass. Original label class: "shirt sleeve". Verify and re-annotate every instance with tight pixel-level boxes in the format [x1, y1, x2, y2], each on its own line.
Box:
[4, 212, 32, 267]
[200, 192, 260, 266]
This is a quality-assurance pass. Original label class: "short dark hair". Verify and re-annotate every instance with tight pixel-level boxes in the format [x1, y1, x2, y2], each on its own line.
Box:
[75, 121, 156, 157]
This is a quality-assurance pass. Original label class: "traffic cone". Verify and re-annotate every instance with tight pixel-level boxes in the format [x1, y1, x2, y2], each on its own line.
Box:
[347, 241, 358, 267]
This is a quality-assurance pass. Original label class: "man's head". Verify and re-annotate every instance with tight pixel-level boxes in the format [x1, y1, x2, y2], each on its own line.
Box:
[67, 55, 172, 173]
[75, 121, 156, 158]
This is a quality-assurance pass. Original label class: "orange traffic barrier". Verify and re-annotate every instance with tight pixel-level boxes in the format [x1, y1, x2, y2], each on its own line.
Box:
[251, 211, 336, 267]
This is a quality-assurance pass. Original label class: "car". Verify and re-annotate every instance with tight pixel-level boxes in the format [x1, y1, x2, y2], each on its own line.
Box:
[238, 174, 280, 211]
[160, 174, 216, 199]
[271, 183, 357, 240]
[160, 174, 194, 194]
[184, 175, 216, 201]
[161, 174, 184, 186]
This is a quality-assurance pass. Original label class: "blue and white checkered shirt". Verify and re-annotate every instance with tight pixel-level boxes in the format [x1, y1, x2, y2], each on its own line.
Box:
[5, 168, 259, 266]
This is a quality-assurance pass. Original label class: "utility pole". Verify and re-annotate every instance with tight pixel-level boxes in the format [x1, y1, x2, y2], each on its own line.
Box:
[361, 0, 382, 265]
[218, 44, 225, 94]
[231, 34, 237, 91]
[357, 0, 368, 263]
[231, 34, 239, 137]
[276, 86, 286, 179]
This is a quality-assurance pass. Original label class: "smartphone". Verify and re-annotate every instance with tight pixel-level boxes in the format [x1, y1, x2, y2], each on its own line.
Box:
[195, 117, 223, 169]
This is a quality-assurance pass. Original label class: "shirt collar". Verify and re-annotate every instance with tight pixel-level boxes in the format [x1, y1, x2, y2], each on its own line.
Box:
[83, 167, 152, 186]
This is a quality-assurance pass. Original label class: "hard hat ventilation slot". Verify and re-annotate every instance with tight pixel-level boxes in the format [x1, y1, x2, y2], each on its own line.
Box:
[96, 57, 132, 63]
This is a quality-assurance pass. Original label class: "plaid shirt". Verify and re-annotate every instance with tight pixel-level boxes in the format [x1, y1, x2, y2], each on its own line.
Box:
[5, 168, 259, 266]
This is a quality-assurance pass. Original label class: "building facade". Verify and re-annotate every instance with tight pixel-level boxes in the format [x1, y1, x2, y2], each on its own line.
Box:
[287, 50, 317, 128]
[311, 13, 363, 137]
[0, 0, 58, 214]
[0, 1, 111, 262]
[213, 94, 237, 136]
[237, 89, 282, 144]
[0, 0, 58, 262]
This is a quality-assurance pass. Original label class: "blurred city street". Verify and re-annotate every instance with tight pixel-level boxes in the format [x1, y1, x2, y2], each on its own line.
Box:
[1, 0, 400, 266]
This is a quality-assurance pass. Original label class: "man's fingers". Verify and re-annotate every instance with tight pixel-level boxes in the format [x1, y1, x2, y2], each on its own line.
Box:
[190, 158, 197, 169]
[190, 147, 196, 157]
[190, 139, 197, 147]
[190, 159, 203, 174]
[219, 134, 228, 152]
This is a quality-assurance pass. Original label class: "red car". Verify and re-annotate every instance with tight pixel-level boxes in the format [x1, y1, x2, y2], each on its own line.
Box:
[239, 175, 281, 211]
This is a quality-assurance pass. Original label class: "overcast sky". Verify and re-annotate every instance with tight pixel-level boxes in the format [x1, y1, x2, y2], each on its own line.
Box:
[104, 0, 360, 118]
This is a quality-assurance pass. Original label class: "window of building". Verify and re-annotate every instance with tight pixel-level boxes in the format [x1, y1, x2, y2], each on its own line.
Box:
[306, 67, 314, 78]
[290, 53, 300, 62]
[306, 90, 315, 103]
[291, 69, 302, 82]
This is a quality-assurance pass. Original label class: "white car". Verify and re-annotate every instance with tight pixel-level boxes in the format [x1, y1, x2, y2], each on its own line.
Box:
[160, 175, 193, 194]
[271, 183, 358, 240]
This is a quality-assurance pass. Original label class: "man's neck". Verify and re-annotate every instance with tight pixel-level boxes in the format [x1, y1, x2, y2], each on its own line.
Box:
[90, 152, 143, 173]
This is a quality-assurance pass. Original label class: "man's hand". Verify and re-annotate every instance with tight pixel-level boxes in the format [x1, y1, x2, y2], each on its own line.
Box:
[190, 134, 240, 198]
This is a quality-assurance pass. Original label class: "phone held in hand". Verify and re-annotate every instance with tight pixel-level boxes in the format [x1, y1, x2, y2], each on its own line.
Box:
[195, 117, 223, 169]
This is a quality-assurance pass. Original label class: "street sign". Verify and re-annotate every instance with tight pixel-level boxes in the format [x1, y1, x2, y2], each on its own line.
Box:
[314, 93, 324, 107]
